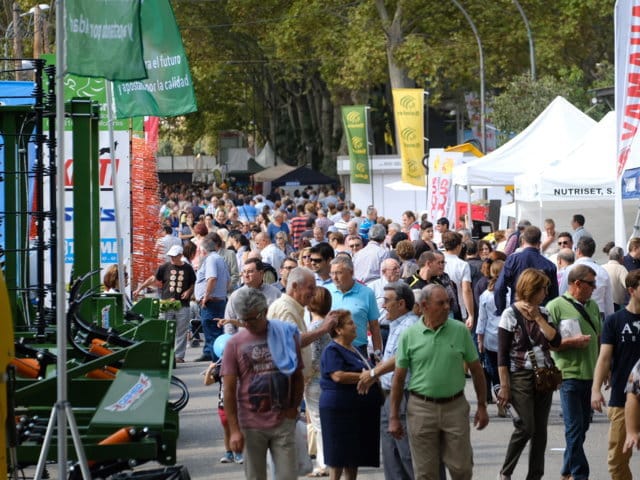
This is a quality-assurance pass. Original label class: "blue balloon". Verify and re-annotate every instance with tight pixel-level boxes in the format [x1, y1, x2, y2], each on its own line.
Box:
[214, 333, 232, 358]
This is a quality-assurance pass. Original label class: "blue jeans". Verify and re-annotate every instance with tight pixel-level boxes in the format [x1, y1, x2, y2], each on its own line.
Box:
[200, 299, 226, 361]
[559, 378, 592, 479]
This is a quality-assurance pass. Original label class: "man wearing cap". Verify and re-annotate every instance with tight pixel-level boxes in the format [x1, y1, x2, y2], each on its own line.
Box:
[134, 244, 196, 363]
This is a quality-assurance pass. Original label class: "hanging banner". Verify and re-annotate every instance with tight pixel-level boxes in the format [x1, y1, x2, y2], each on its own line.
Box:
[392, 88, 425, 187]
[341, 105, 370, 184]
[113, 0, 197, 118]
[427, 148, 462, 224]
[614, 0, 640, 245]
[66, 0, 146, 81]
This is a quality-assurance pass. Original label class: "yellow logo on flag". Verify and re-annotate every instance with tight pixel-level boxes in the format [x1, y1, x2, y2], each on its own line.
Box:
[346, 111, 361, 124]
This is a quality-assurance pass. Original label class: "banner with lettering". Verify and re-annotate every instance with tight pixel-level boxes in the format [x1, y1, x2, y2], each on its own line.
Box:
[614, 0, 640, 244]
[66, 0, 146, 81]
[427, 148, 461, 223]
[341, 105, 370, 184]
[392, 89, 425, 187]
[113, 0, 197, 118]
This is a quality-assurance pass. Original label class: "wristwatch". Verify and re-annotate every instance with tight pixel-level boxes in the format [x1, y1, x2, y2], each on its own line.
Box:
[370, 368, 377, 378]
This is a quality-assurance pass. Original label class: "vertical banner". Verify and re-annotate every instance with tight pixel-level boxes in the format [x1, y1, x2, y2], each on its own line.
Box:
[66, 0, 146, 80]
[113, 0, 197, 118]
[614, 0, 640, 245]
[341, 105, 370, 184]
[427, 148, 462, 224]
[392, 88, 425, 186]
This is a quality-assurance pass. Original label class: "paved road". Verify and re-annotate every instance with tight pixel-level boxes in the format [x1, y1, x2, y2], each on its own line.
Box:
[174, 343, 640, 479]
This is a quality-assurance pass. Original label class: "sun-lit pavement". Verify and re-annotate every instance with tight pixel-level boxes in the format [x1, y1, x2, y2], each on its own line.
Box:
[174, 342, 639, 480]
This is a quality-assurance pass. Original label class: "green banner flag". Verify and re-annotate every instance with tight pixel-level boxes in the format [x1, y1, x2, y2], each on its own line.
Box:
[66, 0, 146, 81]
[341, 105, 370, 184]
[113, 0, 197, 118]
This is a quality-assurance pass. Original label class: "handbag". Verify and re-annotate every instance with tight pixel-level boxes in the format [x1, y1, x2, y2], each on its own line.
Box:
[512, 305, 563, 393]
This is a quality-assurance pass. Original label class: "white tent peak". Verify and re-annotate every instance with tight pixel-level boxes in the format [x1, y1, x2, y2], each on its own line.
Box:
[515, 111, 616, 202]
[452, 96, 596, 187]
[255, 141, 283, 168]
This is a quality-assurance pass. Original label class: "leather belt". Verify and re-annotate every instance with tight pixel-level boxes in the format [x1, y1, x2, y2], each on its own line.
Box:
[409, 390, 463, 404]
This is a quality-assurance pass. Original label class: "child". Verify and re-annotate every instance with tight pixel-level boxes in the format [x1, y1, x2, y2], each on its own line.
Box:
[204, 332, 243, 464]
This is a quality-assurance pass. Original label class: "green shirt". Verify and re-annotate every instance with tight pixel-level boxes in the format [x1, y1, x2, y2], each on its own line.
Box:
[396, 317, 478, 397]
[546, 293, 601, 380]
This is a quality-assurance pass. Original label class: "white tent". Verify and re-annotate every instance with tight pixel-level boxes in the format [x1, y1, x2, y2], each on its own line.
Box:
[452, 96, 596, 187]
[255, 142, 284, 168]
[513, 111, 636, 261]
[514, 111, 616, 202]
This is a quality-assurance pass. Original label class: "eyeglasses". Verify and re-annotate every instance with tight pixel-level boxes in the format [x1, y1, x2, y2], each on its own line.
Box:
[349, 244, 362, 249]
[301, 255, 311, 260]
[579, 279, 597, 288]
[310, 257, 323, 264]
[282, 265, 296, 270]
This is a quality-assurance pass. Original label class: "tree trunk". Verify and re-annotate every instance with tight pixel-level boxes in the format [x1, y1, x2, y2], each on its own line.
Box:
[374, 0, 412, 89]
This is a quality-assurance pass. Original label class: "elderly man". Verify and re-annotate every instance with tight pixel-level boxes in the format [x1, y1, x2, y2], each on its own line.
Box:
[592, 269, 640, 479]
[559, 236, 614, 318]
[602, 246, 629, 310]
[494, 226, 558, 315]
[368, 258, 402, 348]
[133, 244, 196, 363]
[389, 284, 489, 479]
[353, 223, 390, 283]
[547, 265, 602, 480]
[276, 257, 298, 293]
[328, 255, 382, 357]
[222, 288, 304, 480]
[255, 232, 286, 274]
[268, 267, 335, 381]
[266, 210, 290, 243]
[225, 258, 282, 320]
[359, 282, 419, 480]
[194, 234, 231, 362]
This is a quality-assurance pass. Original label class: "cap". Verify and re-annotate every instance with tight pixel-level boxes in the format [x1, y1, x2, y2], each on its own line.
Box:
[167, 245, 183, 257]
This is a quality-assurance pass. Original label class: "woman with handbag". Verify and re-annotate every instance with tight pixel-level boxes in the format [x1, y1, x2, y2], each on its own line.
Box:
[319, 309, 383, 480]
[496, 268, 562, 480]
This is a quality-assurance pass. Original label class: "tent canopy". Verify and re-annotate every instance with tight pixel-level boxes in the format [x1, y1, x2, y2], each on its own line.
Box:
[227, 158, 264, 176]
[515, 111, 616, 202]
[252, 164, 297, 182]
[452, 96, 596, 187]
[271, 166, 336, 187]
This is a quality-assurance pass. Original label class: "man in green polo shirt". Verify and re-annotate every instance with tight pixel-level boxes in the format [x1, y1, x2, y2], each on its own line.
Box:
[388, 284, 489, 480]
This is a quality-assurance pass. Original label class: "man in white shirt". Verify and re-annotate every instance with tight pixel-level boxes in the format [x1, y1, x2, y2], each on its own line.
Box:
[442, 231, 474, 328]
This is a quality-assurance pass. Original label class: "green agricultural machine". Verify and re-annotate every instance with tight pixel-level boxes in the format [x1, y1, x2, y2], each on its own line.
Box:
[1, 63, 189, 479]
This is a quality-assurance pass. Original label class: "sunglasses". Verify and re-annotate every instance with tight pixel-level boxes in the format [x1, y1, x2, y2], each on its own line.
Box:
[558, 241, 570, 246]
[310, 257, 323, 264]
[301, 255, 311, 260]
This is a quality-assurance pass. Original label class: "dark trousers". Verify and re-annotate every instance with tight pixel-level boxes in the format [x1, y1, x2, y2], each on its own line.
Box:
[501, 369, 553, 480]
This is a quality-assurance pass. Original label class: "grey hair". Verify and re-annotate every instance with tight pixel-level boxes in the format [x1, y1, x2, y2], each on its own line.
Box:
[286, 267, 315, 292]
[421, 283, 447, 302]
[558, 248, 575, 264]
[609, 246, 624, 262]
[413, 289, 425, 305]
[201, 235, 218, 253]
[233, 288, 268, 319]
[330, 255, 353, 272]
[383, 281, 415, 310]
[388, 222, 401, 233]
[369, 223, 387, 242]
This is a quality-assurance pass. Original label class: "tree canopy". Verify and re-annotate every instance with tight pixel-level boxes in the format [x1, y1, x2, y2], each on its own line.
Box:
[1, 0, 617, 167]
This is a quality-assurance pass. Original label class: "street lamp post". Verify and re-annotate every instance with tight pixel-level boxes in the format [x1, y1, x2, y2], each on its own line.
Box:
[512, 0, 536, 80]
[450, 0, 485, 153]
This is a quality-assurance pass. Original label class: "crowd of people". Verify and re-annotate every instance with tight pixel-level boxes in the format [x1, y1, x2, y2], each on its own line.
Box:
[127, 181, 640, 480]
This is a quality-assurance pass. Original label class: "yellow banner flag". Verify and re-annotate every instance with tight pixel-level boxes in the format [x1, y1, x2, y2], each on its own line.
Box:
[392, 88, 425, 186]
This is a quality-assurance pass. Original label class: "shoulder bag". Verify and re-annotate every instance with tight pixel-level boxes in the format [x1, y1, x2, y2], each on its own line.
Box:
[512, 305, 562, 393]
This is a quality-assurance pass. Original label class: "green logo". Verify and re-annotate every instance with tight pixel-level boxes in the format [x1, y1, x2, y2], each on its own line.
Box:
[400, 96, 416, 109]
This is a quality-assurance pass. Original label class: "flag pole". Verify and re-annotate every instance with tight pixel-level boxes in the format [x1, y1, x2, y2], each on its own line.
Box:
[106, 81, 126, 303]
